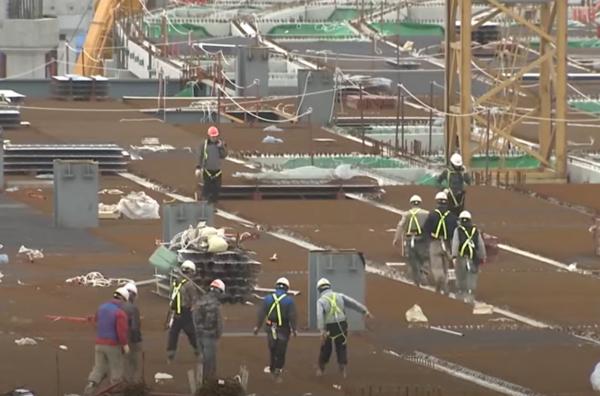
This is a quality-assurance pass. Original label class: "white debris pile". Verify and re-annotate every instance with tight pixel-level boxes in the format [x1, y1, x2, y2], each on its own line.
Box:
[65, 272, 133, 287]
[262, 135, 284, 144]
[233, 164, 366, 182]
[405, 304, 428, 323]
[17, 245, 44, 262]
[154, 372, 174, 383]
[131, 137, 175, 152]
[263, 125, 283, 132]
[98, 189, 124, 195]
[169, 222, 239, 254]
[117, 192, 160, 220]
[14, 337, 37, 346]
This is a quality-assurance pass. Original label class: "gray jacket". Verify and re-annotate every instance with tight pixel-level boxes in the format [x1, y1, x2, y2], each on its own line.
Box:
[451, 224, 486, 261]
[192, 291, 223, 339]
[316, 289, 368, 330]
[394, 207, 429, 244]
[198, 139, 227, 171]
[121, 301, 142, 344]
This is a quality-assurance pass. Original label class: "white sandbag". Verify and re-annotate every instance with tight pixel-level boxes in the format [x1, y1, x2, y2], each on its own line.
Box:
[117, 192, 160, 220]
[207, 235, 228, 253]
[199, 226, 219, 238]
[405, 304, 428, 323]
[591, 362, 600, 391]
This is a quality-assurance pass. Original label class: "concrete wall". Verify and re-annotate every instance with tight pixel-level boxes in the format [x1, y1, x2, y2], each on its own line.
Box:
[43, 0, 92, 36]
[4, 51, 47, 78]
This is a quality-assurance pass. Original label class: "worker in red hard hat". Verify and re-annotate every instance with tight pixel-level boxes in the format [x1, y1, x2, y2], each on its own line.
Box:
[195, 126, 227, 205]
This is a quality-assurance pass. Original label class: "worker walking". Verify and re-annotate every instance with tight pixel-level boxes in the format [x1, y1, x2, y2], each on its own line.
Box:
[122, 282, 143, 384]
[253, 277, 297, 383]
[167, 260, 199, 363]
[423, 191, 458, 294]
[83, 287, 130, 396]
[195, 126, 227, 205]
[451, 211, 487, 303]
[316, 278, 372, 378]
[192, 279, 225, 385]
[437, 152, 471, 216]
[393, 195, 429, 287]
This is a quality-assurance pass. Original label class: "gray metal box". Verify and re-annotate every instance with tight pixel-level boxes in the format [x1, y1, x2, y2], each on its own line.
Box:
[297, 69, 335, 126]
[162, 201, 214, 242]
[308, 249, 366, 331]
[236, 46, 269, 98]
[53, 160, 99, 228]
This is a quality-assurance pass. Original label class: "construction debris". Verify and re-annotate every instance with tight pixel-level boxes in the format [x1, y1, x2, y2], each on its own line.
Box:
[154, 372, 173, 384]
[262, 135, 284, 144]
[405, 304, 428, 323]
[263, 125, 283, 132]
[591, 362, 600, 391]
[98, 189, 124, 195]
[117, 192, 160, 220]
[65, 272, 133, 287]
[430, 326, 464, 337]
[473, 303, 494, 315]
[14, 337, 37, 346]
[17, 245, 44, 262]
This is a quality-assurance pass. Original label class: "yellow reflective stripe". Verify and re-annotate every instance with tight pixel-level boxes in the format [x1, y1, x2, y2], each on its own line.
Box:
[266, 293, 287, 326]
[203, 140, 208, 161]
[459, 226, 477, 258]
[326, 293, 342, 321]
[407, 208, 422, 235]
[432, 209, 449, 239]
[204, 169, 222, 178]
[170, 279, 187, 314]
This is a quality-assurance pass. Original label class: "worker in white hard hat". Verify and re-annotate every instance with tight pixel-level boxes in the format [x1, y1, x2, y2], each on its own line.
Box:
[192, 279, 225, 385]
[393, 194, 430, 287]
[451, 211, 487, 303]
[253, 277, 298, 383]
[437, 152, 471, 216]
[166, 260, 200, 364]
[83, 288, 130, 396]
[121, 282, 143, 384]
[195, 125, 227, 205]
[423, 191, 458, 294]
[315, 278, 372, 379]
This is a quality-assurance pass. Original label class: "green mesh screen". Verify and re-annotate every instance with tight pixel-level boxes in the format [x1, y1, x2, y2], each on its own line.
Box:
[281, 156, 407, 169]
[369, 21, 444, 37]
[569, 100, 600, 115]
[266, 23, 357, 38]
[144, 22, 212, 39]
[328, 8, 360, 21]
[470, 155, 540, 169]
[531, 38, 600, 49]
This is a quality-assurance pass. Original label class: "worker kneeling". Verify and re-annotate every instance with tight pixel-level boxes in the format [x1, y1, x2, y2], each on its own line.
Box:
[451, 211, 487, 303]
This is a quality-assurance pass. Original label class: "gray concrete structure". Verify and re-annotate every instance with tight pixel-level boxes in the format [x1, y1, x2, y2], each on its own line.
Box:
[162, 201, 214, 242]
[53, 160, 99, 229]
[297, 69, 335, 125]
[0, 140, 4, 190]
[308, 250, 366, 331]
[235, 46, 270, 98]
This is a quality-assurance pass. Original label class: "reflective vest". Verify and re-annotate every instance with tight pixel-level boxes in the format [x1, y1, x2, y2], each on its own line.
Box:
[203, 140, 222, 179]
[432, 209, 450, 240]
[406, 208, 423, 236]
[170, 279, 187, 314]
[458, 225, 478, 259]
[266, 293, 287, 327]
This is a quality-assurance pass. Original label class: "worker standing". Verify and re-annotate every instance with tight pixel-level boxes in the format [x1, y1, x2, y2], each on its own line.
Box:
[192, 279, 225, 385]
[122, 282, 143, 384]
[437, 152, 471, 216]
[315, 278, 372, 378]
[167, 260, 199, 363]
[451, 211, 486, 303]
[195, 126, 227, 205]
[423, 191, 458, 294]
[253, 277, 297, 383]
[83, 287, 130, 396]
[393, 195, 429, 287]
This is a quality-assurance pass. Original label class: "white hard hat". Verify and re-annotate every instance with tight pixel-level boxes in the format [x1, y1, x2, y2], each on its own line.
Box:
[210, 279, 225, 293]
[317, 278, 331, 289]
[181, 260, 196, 273]
[124, 282, 138, 296]
[435, 191, 448, 201]
[114, 287, 130, 301]
[459, 210, 472, 220]
[409, 195, 422, 204]
[276, 277, 290, 288]
[450, 153, 463, 167]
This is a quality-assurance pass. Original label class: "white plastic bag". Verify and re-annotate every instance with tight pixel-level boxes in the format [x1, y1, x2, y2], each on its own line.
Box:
[117, 192, 160, 220]
[207, 235, 228, 253]
[591, 362, 600, 391]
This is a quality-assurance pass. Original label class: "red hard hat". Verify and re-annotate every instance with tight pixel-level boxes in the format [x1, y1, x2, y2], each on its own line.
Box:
[210, 279, 225, 293]
[207, 126, 219, 137]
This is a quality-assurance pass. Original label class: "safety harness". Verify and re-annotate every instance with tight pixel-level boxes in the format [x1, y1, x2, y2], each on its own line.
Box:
[445, 170, 466, 206]
[324, 292, 347, 344]
[432, 209, 450, 240]
[406, 208, 423, 236]
[203, 140, 222, 179]
[459, 225, 477, 259]
[170, 279, 188, 315]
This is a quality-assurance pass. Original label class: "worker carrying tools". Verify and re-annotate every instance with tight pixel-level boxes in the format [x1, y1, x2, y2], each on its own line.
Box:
[121, 282, 143, 384]
[253, 277, 297, 383]
[423, 191, 458, 295]
[83, 287, 130, 396]
[192, 279, 225, 385]
[437, 152, 471, 216]
[393, 194, 429, 287]
[195, 126, 227, 205]
[166, 260, 200, 364]
[315, 278, 372, 379]
[451, 211, 486, 303]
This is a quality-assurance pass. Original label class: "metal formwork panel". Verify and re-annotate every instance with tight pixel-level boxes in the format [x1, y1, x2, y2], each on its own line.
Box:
[162, 201, 214, 242]
[308, 250, 366, 331]
[297, 70, 335, 126]
[53, 160, 99, 228]
[235, 46, 269, 98]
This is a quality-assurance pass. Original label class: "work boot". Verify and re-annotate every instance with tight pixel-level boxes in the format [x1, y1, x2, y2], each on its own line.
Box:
[272, 368, 283, 383]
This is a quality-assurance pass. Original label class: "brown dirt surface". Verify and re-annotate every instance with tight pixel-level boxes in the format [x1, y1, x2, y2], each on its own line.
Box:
[525, 183, 600, 213]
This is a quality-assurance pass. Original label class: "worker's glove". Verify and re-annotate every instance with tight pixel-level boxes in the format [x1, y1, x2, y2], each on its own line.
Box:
[217, 140, 224, 147]
[194, 169, 202, 177]
[252, 326, 259, 336]
[122, 345, 130, 355]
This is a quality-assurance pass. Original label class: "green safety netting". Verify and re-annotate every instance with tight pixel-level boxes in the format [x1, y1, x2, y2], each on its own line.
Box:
[328, 8, 359, 21]
[570, 100, 600, 115]
[470, 155, 540, 169]
[175, 83, 195, 97]
[266, 23, 356, 37]
[416, 173, 439, 186]
[531, 38, 600, 49]
[144, 22, 212, 39]
[369, 21, 444, 37]
[281, 156, 407, 169]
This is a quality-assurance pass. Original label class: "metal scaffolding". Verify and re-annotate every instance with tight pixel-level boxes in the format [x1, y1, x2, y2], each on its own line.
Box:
[444, 0, 567, 178]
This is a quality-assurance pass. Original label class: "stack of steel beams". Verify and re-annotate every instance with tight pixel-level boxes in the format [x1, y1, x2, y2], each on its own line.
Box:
[51, 75, 109, 100]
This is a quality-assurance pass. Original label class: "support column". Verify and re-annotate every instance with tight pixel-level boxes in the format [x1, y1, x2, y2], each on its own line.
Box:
[444, 0, 458, 162]
[538, 2, 552, 160]
[459, 0, 472, 167]
[555, 0, 568, 176]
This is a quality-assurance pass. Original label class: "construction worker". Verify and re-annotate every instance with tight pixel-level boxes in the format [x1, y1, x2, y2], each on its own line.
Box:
[122, 282, 143, 384]
[83, 287, 130, 396]
[437, 152, 471, 216]
[192, 279, 225, 385]
[451, 211, 486, 303]
[167, 260, 199, 363]
[315, 278, 372, 378]
[253, 277, 297, 383]
[393, 195, 429, 287]
[195, 126, 227, 205]
[423, 191, 458, 294]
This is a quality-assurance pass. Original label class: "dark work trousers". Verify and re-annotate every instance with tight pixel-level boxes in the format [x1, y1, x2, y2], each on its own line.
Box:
[167, 309, 197, 359]
[267, 327, 290, 372]
[202, 170, 222, 204]
[448, 190, 465, 217]
[319, 321, 349, 369]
